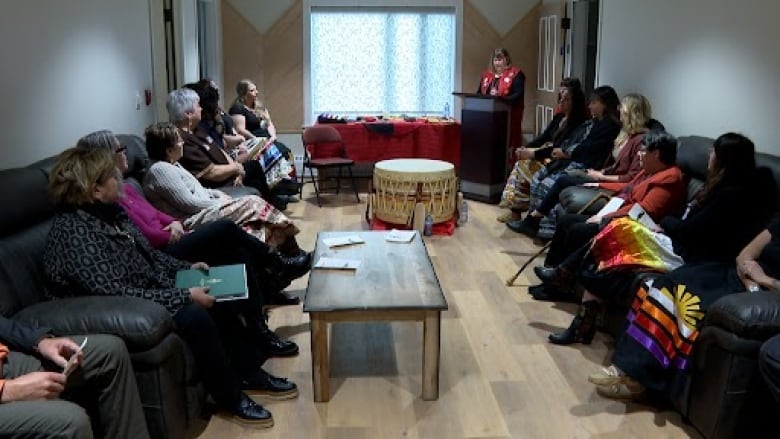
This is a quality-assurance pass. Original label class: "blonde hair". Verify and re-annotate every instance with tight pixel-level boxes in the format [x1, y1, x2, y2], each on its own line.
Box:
[234, 79, 271, 121]
[614, 93, 651, 147]
[49, 147, 117, 207]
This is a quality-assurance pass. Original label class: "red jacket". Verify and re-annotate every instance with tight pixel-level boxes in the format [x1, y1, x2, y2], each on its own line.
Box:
[599, 166, 686, 221]
[479, 66, 522, 97]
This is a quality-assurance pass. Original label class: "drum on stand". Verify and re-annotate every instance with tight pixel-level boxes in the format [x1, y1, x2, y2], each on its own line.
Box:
[371, 159, 458, 227]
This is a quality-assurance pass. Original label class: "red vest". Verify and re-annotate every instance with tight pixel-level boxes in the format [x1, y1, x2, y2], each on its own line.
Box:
[480, 66, 522, 97]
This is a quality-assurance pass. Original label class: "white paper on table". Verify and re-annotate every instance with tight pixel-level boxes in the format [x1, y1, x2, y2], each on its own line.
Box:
[628, 203, 659, 230]
[313, 257, 362, 270]
[385, 229, 417, 243]
[322, 235, 365, 248]
[591, 197, 625, 221]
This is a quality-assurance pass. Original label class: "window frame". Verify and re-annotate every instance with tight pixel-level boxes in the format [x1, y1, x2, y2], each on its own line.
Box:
[302, 0, 463, 126]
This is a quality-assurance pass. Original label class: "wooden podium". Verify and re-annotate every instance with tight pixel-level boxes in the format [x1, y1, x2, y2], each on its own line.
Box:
[453, 92, 511, 204]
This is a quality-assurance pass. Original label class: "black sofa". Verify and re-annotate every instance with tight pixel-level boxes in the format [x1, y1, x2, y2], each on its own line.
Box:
[0, 134, 210, 439]
[558, 135, 780, 438]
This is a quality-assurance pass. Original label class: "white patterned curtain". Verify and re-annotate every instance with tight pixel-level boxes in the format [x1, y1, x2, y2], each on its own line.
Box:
[311, 9, 455, 120]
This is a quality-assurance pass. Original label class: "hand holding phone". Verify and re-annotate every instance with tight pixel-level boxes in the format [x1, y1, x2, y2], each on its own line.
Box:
[63, 337, 88, 377]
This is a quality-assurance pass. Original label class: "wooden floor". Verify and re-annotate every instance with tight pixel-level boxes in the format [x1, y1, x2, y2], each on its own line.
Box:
[194, 188, 701, 439]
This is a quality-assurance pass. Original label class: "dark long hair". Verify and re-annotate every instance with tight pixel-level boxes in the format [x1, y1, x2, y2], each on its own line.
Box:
[699, 132, 756, 203]
[552, 82, 588, 143]
[590, 85, 620, 123]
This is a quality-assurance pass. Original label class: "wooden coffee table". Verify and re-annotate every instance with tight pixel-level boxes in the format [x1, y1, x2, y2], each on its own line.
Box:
[303, 231, 448, 402]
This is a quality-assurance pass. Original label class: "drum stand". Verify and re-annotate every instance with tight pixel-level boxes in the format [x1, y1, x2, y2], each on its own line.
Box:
[505, 192, 610, 286]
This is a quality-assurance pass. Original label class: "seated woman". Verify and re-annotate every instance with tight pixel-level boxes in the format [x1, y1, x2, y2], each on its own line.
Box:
[531, 130, 687, 303]
[546, 133, 773, 345]
[513, 93, 652, 239]
[588, 217, 780, 401]
[506, 85, 622, 236]
[75, 129, 310, 308]
[142, 121, 301, 254]
[497, 78, 587, 222]
[43, 147, 298, 427]
[229, 79, 298, 193]
[191, 80, 298, 197]
[170, 88, 288, 210]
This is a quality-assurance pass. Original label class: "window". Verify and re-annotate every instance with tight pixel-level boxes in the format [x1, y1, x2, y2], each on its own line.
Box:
[309, 8, 455, 122]
[537, 14, 558, 92]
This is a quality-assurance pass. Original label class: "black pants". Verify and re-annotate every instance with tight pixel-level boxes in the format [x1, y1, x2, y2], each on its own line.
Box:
[241, 160, 275, 201]
[545, 213, 600, 267]
[760, 334, 780, 403]
[536, 173, 594, 214]
[174, 304, 264, 409]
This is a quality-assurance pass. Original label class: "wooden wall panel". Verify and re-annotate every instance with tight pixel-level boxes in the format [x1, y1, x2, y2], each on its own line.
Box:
[263, 0, 303, 131]
[221, 0, 264, 106]
[499, 2, 541, 134]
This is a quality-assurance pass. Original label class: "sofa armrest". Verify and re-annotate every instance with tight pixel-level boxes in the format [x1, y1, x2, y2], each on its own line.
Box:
[13, 297, 174, 351]
[559, 186, 610, 215]
[704, 291, 780, 341]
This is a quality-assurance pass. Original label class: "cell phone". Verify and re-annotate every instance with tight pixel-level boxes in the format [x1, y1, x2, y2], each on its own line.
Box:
[63, 337, 88, 377]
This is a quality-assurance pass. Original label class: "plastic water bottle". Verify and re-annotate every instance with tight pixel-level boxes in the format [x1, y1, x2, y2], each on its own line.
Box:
[423, 213, 434, 236]
[458, 199, 468, 225]
[443, 102, 450, 119]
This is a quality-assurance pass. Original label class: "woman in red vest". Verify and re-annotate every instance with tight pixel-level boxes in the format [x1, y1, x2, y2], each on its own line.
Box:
[477, 48, 526, 162]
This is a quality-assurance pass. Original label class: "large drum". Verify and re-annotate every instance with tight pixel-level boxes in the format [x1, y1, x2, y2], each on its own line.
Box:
[372, 159, 457, 225]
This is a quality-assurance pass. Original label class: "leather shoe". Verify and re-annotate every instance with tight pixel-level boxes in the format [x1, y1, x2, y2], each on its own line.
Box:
[227, 393, 273, 427]
[533, 266, 559, 283]
[506, 215, 541, 237]
[280, 251, 312, 281]
[243, 369, 299, 400]
[529, 284, 579, 303]
[265, 290, 300, 307]
[273, 179, 301, 196]
[258, 326, 299, 357]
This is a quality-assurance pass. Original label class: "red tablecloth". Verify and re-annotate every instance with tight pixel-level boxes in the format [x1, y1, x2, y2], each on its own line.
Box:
[326, 121, 461, 166]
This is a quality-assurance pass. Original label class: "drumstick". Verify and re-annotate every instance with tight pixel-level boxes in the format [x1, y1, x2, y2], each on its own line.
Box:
[506, 192, 609, 286]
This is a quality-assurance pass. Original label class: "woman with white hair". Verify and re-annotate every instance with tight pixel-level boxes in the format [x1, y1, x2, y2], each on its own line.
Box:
[168, 88, 289, 210]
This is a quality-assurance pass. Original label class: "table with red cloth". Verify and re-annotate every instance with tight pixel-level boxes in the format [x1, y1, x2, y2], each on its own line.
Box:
[323, 121, 461, 166]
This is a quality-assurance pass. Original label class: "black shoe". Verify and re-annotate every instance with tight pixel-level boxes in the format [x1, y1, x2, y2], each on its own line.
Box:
[271, 196, 288, 211]
[242, 369, 299, 400]
[548, 300, 601, 345]
[273, 179, 301, 196]
[265, 290, 300, 307]
[258, 326, 299, 357]
[506, 215, 541, 237]
[280, 251, 312, 281]
[529, 284, 579, 303]
[226, 393, 273, 427]
[533, 266, 558, 283]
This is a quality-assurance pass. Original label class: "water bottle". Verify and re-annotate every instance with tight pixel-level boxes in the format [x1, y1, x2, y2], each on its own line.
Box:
[423, 213, 434, 236]
[443, 102, 450, 119]
[458, 199, 468, 225]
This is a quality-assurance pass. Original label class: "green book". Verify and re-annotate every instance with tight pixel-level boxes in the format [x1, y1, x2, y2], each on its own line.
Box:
[175, 264, 248, 301]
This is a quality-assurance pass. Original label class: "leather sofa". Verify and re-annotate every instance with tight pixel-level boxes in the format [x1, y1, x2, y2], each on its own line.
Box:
[0, 135, 209, 439]
[558, 135, 780, 438]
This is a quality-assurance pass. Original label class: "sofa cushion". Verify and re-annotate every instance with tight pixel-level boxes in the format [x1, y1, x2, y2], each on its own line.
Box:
[14, 296, 175, 351]
[0, 167, 55, 238]
[0, 220, 53, 317]
[704, 291, 780, 341]
[118, 134, 150, 182]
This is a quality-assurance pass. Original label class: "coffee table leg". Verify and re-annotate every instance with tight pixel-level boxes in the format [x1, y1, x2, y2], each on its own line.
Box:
[310, 314, 330, 402]
[422, 310, 441, 400]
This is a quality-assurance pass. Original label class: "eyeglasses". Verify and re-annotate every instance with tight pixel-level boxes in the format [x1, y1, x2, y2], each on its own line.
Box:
[115, 145, 127, 154]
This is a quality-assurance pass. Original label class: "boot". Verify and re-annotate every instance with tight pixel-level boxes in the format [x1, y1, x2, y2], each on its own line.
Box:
[548, 300, 601, 345]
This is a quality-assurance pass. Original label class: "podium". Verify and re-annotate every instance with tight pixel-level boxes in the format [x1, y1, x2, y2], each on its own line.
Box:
[453, 92, 511, 204]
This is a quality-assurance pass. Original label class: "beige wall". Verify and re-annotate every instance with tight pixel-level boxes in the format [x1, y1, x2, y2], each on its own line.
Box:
[222, 0, 557, 135]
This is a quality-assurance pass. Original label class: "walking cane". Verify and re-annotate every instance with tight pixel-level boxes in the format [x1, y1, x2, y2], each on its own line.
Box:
[505, 192, 610, 286]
